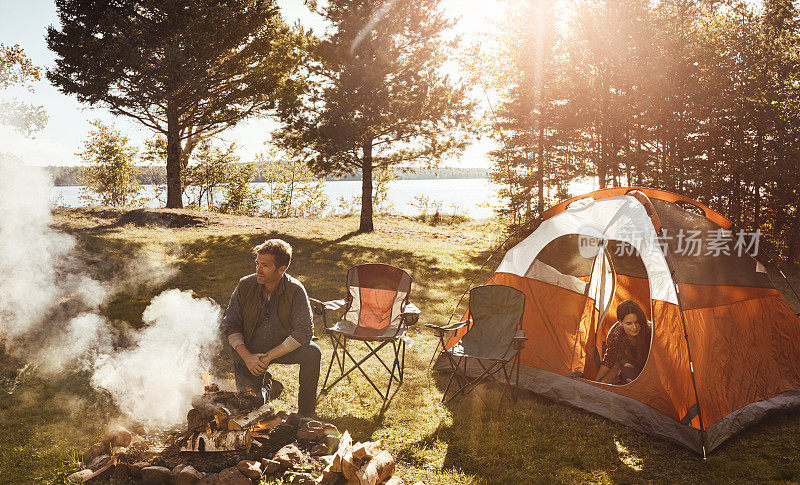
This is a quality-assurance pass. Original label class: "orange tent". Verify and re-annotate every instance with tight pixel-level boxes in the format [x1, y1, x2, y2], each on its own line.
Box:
[438, 188, 800, 455]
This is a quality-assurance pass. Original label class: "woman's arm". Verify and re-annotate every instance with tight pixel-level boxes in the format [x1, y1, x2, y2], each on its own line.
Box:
[596, 363, 620, 383]
[595, 364, 611, 382]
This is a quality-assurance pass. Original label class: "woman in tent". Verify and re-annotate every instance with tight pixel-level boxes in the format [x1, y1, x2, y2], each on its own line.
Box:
[595, 300, 652, 384]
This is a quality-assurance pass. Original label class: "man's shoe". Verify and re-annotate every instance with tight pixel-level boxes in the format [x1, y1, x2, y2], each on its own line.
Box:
[269, 378, 284, 401]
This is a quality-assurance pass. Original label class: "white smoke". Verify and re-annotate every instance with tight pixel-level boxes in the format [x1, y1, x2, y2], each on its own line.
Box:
[91, 289, 221, 426]
[35, 313, 114, 374]
[0, 153, 221, 427]
[0, 152, 79, 344]
[116, 244, 180, 295]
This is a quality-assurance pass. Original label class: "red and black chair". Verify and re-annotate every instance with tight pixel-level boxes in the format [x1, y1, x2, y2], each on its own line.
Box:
[311, 263, 420, 402]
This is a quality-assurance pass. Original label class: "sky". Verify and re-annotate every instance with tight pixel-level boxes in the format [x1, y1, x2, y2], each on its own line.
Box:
[0, 0, 502, 167]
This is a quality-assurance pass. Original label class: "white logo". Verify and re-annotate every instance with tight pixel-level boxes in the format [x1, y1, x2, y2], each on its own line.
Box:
[577, 225, 605, 258]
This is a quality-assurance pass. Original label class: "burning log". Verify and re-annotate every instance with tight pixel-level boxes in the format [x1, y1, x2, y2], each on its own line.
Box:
[226, 404, 277, 431]
[180, 429, 252, 453]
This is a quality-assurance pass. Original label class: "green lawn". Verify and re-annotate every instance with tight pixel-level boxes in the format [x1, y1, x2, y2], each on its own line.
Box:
[1, 208, 799, 484]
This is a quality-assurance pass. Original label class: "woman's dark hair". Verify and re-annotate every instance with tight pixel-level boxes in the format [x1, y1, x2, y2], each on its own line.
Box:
[616, 300, 647, 326]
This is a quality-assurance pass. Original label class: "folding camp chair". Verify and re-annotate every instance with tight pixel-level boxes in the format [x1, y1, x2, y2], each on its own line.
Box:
[426, 284, 526, 407]
[310, 264, 420, 402]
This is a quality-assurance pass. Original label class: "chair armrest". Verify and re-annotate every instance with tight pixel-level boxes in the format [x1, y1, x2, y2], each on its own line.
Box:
[309, 298, 326, 315]
[402, 302, 421, 325]
[310, 298, 346, 313]
[425, 320, 468, 334]
[513, 329, 527, 350]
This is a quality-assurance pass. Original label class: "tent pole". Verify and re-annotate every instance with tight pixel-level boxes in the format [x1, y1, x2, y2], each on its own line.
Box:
[629, 189, 709, 454]
[760, 247, 800, 313]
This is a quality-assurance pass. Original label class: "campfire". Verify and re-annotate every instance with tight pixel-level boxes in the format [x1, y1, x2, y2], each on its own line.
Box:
[67, 374, 409, 485]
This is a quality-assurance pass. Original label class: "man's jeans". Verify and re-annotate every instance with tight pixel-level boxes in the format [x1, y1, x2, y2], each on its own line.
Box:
[233, 342, 321, 416]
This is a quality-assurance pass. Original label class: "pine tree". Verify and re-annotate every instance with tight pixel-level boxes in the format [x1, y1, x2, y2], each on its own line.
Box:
[46, 0, 302, 208]
[275, 0, 475, 232]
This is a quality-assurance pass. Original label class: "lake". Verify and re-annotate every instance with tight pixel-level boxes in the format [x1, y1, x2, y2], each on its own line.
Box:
[52, 178, 501, 219]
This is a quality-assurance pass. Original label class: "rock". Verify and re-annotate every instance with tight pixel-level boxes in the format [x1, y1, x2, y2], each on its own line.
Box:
[261, 458, 283, 475]
[176, 465, 204, 485]
[82, 442, 108, 465]
[127, 421, 147, 435]
[311, 441, 331, 456]
[172, 464, 188, 478]
[297, 420, 325, 441]
[129, 461, 151, 479]
[381, 477, 404, 485]
[273, 443, 304, 467]
[285, 471, 316, 484]
[66, 469, 93, 483]
[268, 424, 297, 447]
[111, 463, 130, 482]
[323, 423, 339, 434]
[216, 466, 251, 485]
[141, 465, 172, 484]
[316, 434, 341, 456]
[197, 473, 217, 485]
[287, 412, 301, 427]
[88, 454, 110, 470]
[103, 425, 133, 448]
[236, 459, 262, 479]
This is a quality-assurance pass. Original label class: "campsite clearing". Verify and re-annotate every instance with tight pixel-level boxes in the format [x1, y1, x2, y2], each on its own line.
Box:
[1, 208, 799, 484]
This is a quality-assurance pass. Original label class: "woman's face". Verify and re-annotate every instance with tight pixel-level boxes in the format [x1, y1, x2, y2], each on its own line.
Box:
[621, 312, 641, 338]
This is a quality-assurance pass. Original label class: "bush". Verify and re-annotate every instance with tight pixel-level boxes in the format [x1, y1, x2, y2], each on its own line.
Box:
[78, 121, 142, 207]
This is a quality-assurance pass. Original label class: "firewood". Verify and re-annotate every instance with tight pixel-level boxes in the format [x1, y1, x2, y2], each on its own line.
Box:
[346, 451, 395, 485]
[214, 407, 231, 429]
[243, 414, 283, 432]
[330, 431, 353, 473]
[228, 404, 276, 430]
[187, 409, 211, 431]
[352, 441, 381, 461]
[341, 448, 360, 479]
[180, 430, 252, 452]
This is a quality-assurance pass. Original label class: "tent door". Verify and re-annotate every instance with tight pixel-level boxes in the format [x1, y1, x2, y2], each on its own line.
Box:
[570, 246, 616, 377]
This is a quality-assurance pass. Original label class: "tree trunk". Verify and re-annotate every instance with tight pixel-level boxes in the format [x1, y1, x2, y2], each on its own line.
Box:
[166, 106, 183, 208]
[359, 141, 374, 233]
[788, 206, 800, 264]
[536, 126, 545, 216]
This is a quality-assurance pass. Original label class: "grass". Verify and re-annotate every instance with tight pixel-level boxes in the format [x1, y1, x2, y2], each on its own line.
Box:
[2, 208, 800, 484]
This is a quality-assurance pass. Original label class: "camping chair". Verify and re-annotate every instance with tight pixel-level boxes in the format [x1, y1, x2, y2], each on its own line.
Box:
[310, 263, 420, 402]
[426, 284, 526, 407]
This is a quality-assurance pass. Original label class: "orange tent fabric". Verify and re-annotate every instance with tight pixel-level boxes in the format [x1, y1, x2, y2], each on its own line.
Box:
[439, 188, 800, 454]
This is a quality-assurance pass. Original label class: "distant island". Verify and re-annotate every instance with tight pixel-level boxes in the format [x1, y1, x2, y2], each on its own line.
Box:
[46, 165, 487, 186]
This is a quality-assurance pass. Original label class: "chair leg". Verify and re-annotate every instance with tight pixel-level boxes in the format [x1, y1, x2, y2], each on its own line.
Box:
[322, 333, 341, 392]
[384, 339, 404, 400]
[324, 338, 396, 400]
[441, 354, 462, 403]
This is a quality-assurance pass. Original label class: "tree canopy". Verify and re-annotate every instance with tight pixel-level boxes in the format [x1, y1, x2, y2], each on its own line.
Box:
[0, 44, 48, 135]
[46, 0, 304, 207]
[477, 0, 800, 262]
[276, 0, 475, 232]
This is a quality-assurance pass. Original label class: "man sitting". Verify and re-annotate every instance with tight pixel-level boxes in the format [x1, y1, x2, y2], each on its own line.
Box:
[222, 238, 321, 417]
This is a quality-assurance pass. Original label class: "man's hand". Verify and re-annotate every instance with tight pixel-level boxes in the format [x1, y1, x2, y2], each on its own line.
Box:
[259, 353, 273, 368]
[244, 352, 269, 375]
